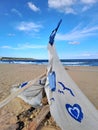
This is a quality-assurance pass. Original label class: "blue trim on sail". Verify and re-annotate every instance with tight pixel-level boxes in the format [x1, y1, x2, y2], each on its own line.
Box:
[49, 19, 62, 45]
[20, 82, 28, 88]
[48, 71, 56, 91]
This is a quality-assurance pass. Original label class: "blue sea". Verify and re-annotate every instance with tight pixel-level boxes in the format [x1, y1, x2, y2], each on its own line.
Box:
[0, 59, 98, 66]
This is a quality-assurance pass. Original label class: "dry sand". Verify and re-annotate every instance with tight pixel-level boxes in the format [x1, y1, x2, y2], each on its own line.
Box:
[0, 64, 98, 130]
[0, 64, 46, 102]
[66, 66, 98, 109]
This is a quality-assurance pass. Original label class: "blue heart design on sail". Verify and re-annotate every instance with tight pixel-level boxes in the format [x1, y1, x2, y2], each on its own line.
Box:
[66, 104, 83, 123]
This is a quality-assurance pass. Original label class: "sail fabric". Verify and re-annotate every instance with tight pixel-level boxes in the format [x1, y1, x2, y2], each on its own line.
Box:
[45, 43, 98, 130]
[11, 81, 44, 108]
[18, 84, 43, 107]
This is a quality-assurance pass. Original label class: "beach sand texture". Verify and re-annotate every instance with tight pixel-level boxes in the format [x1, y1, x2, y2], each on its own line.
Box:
[0, 64, 98, 130]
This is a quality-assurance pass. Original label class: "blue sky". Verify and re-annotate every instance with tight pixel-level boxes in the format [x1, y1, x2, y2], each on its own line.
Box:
[0, 0, 98, 59]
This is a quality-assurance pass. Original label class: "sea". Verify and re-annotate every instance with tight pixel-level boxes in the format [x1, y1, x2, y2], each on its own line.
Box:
[0, 59, 98, 66]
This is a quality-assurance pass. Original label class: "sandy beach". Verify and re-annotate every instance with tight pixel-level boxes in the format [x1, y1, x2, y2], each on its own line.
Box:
[0, 64, 98, 129]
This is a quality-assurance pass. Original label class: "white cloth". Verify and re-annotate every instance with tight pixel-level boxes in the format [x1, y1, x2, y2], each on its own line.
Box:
[45, 44, 98, 130]
[18, 84, 43, 107]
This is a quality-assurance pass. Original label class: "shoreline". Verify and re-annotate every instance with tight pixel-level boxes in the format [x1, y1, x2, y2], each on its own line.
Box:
[0, 58, 98, 66]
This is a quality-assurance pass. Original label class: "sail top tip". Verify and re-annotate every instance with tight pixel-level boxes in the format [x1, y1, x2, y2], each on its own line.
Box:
[49, 19, 62, 46]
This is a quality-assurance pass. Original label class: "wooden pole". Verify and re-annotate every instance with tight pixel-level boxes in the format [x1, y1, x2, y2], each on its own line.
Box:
[28, 105, 50, 130]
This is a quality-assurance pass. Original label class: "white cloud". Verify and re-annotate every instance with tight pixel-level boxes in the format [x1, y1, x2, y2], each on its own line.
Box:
[81, 52, 91, 57]
[82, 5, 91, 12]
[48, 0, 75, 8]
[81, 0, 97, 4]
[65, 7, 76, 14]
[8, 33, 15, 37]
[48, 0, 76, 14]
[11, 8, 22, 17]
[16, 22, 42, 32]
[18, 43, 46, 49]
[48, 0, 98, 14]
[0, 43, 46, 50]
[1, 46, 12, 49]
[81, 0, 97, 12]
[27, 2, 40, 12]
[68, 41, 80, 44]
[56, 24, 98, 41]
[78, 52, 98, 58]
[64, 51, 98, 59]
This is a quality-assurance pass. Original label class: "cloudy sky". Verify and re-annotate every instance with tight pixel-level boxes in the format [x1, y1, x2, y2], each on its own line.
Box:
[0, 0, 98, 59]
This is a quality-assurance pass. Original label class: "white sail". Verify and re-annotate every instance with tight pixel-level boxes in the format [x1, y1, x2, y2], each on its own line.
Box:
[45, 21, 98, 130]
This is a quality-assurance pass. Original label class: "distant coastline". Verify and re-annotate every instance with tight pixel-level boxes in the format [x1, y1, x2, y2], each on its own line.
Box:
[0, 57, 98, 66]
[0, 57, 35, 62]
